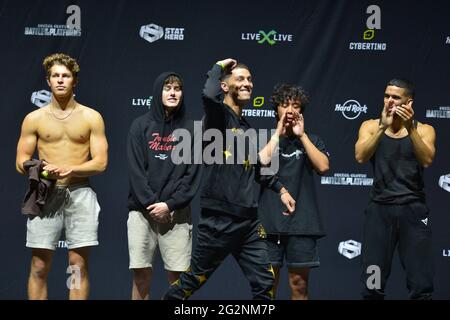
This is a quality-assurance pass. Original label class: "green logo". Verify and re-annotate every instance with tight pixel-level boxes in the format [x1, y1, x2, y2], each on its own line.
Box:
[363, 29, 375, 41]
[253, 97, 264, 108]
[258, 30, 277, 45]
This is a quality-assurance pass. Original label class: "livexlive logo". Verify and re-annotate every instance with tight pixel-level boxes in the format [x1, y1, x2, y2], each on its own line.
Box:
[443, 250, 450, 257]
[31, 90, 51, 107]
[241, 30, 293, 45]
[132, 96, 153, 109]
[338, 240, 361, 259]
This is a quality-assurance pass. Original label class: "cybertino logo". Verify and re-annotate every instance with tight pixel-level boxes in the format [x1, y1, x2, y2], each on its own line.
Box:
[438, 174, 450, 192]
[253, 97, 265, 108]
[241, 96, 275, 118]
[335, 99, 367, 120]
[338, 240, 362, 259]
[349, 5, 386, 51]
[140, 23, 184, 43]
[241, 30, 293, 45]
[31, 90, 51, 107]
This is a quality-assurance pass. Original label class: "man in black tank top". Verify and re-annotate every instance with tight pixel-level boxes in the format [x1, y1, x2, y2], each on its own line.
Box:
[355, 78, 436, 299]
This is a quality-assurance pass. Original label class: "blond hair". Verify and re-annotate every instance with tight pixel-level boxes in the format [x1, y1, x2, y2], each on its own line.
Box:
[43, 53, 80, 80]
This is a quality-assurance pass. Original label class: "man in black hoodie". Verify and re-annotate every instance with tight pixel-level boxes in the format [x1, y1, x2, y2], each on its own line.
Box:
[163, 58, 296, 300]
[127, 72, 201, 300]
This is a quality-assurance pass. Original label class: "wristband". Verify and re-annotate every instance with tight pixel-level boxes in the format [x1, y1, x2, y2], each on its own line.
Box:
[40, 170, 49, 179]
[217, 62, 225, 70]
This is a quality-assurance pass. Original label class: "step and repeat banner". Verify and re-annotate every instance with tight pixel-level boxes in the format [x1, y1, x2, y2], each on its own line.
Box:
[1, 0, 449, 299]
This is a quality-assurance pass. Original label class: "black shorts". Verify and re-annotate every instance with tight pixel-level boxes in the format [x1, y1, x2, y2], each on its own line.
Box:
[266, 234, 320, 269]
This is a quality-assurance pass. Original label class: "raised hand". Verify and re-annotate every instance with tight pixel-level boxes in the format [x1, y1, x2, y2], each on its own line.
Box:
[395, 100, 414, 130]
[216, 58, 237, 70]
[292, 112, 304, 137]
[380, 104, 395, 129]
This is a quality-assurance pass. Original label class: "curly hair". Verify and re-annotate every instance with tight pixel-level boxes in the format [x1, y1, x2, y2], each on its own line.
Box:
[270, 83, 309, 114]
[43, 53, 80, 80]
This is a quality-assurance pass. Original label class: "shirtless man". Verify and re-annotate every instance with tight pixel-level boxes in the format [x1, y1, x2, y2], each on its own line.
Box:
[16, 53, 108, 300]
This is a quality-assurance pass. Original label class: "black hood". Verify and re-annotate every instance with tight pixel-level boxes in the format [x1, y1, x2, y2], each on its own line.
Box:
[148, 71, 186, 123]
[127, 71, 201, 213]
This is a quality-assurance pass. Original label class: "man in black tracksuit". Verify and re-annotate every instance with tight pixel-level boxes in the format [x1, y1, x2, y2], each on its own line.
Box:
[163, 58, 296, 300]
[355, 78, 436, 299]
[127, 72, 202, 299]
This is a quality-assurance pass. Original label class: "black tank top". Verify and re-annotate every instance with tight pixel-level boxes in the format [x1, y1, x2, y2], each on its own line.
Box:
[370, 128, 425, 204]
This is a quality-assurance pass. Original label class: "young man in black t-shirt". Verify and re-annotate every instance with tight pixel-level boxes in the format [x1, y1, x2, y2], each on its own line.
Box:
[258, 84, 329, 300]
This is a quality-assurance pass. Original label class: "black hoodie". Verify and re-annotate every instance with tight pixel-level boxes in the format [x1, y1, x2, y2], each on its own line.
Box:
[127, 72, 201, 213]
[200, 64, 283, 219]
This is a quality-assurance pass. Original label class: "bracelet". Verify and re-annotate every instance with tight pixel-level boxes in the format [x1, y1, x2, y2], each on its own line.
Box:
[217, 62, 225, 70]
[40, 170, 49, 179]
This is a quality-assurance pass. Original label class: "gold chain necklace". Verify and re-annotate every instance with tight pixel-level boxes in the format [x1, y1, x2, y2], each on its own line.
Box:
[49, 101, 77, 120]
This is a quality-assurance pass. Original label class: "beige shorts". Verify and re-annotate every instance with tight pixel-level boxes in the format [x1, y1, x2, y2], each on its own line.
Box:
[26, 183, 100, 250]
[127, 207, 192, 271]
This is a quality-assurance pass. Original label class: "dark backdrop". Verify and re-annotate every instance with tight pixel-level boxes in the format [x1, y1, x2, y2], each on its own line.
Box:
[1, 0, 449, 299]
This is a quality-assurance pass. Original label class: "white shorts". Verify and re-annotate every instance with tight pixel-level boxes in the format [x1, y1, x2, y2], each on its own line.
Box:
[26, 183, 100, 250]
[127, 207, 192, 271]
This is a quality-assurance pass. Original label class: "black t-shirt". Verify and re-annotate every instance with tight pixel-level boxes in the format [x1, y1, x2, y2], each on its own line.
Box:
[258, 134, 328, 236]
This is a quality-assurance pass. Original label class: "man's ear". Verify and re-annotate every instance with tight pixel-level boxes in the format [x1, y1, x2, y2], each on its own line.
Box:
[220, 81, 229, 93]
[46, 78, 51, 87]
